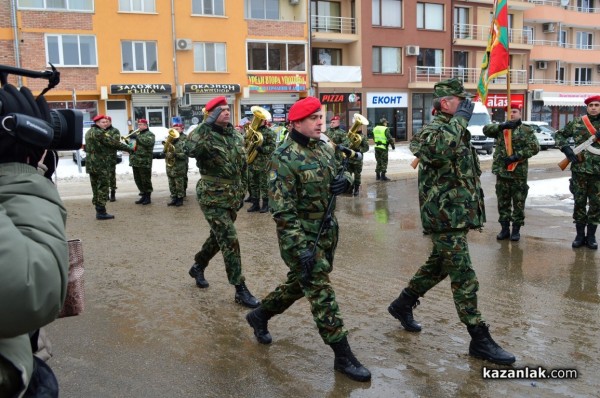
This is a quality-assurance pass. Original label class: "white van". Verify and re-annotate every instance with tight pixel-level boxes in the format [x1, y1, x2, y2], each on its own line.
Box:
[468, 101, 494, 154]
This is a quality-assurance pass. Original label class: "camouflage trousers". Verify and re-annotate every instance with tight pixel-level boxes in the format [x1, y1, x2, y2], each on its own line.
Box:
[347, 160, 364, 186]
[168, 175, 185, 199]
[194, 205, 244, 286]
[375, 148, 388, 173]
[89, 171, 109, 207]
[407, 230, 483, 327]
[496, 176, 529, 226]
[109, 163, 116, 190]
[260, 219, 348, 345]
[132, 166, 153, 193]
[248, 162, 268, 199]
[569, 172, 600, 225]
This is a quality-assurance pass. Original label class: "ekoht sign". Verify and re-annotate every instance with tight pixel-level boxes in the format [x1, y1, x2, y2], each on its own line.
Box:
[366, 92, 408, 108]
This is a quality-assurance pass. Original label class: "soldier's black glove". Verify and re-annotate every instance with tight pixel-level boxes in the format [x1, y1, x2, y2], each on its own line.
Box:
[330, 175, 350, 196]
[337, 145, 362, 160]
[299, 249, 316, 285]
[255, 146, 264, 154]
[499, 119, 522, 131]
[561, 145, 579, 164]
[129, 133, 137, 140]
[205, 106, 224, 125]
[454, 99, 475, 121]
[391, 143, 396, 150]
[503, 154, 521, 167]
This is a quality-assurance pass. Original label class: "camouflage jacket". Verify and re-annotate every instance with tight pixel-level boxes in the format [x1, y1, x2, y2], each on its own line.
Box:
[184, 123, 247, 209]
[349, 134, 369, 166]
[107, 126, 122, 165]
[410, 112, 485, 233]
[325, 127, 350, 164]
[268, 130, 353, 258]
[555, 113, 600, 174]
[166, 135, 188, 177]
[129, 128, 155, 169]
[483, 122, 540, 179]
[251, 125, 277, 167]
[84, 125, 131, 175]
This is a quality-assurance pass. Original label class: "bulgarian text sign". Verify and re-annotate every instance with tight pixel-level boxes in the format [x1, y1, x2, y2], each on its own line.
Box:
[110, 84, 172, 94]
[366, 92, 408, 108]
[248, 74, 307, 93]
[473, 93, 524, 108]
[184, 83, 240, 94]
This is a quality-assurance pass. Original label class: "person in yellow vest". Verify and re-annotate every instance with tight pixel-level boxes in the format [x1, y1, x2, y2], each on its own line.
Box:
[373, 118, 395, 181]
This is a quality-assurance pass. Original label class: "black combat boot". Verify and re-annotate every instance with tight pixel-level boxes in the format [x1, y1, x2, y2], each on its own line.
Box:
[496, 221, 510, 240]
[380, 173, 390, 181]
[388, 288, 422, 332]
[189, 262, 209, 288]
[572, 223, 586, 248]
[167, 197, 177, 206]
[330, 337, 371, 382]
[110, 189, 116, 202]
[510, 224, 521, 242]
[586, 224, 598, 250]
[175, 197, 184, 207]
[467, 323, 516, 365]
[259, 197, 269, 213]
[244, 195, 253, 203]
[95, 206, 115, 220]
[234, 282, 260, 308]
[135, 194, 146, 204]
[247, 198, 260, 212]
[353, 184, 360, 196]
[376, 172, 381, 180]
[246, 307, 274, 344]
[142, 193, 151, 205]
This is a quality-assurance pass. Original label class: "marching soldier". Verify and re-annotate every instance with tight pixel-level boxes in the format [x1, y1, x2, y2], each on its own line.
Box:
[555, 95, 600, 249]
[106, 116, 120, 202]
[184, 96, 259, 308]
[347, 124, 369, 196]
[245, 97, 371, 382]
[129, 119, 155, 205]
[85, 115, 132, 219]
[165, 123, 187, 207]
[247, 119, 277, 213]
[373, 118, 395, 181]
[483, 103, 539, 241]
[388, 78, 516, 365]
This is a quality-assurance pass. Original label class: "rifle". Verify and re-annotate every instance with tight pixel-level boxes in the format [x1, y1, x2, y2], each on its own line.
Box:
[558, 135, 597, 170]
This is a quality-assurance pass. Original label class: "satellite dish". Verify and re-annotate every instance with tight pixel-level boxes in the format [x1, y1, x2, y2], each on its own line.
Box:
[560, 0, 569, 6]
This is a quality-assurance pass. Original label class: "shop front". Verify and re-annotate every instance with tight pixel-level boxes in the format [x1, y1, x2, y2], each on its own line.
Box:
[473, 93, 525, 123]
[366, 92, 408, 141]
[319, 92, 363, 131]
[533, 92, 588, 129]
[110, 84, 172, 131]
[179, 83, 241, 127]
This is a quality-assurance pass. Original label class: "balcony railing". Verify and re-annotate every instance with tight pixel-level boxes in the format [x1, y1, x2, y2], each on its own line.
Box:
[530, 78, 600, 86]
[453, 24, 533, 45]
[527, 0, 600, 12]
[310, 15, 356, 34]
[411, 66, 528, 85]
[530, 39, 600, 50]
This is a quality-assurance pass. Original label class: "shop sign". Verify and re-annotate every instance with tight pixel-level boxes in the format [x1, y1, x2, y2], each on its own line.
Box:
[366, 92, 408, 108]
[319, 93, 361, 104]
[248, 74, 307, 93]
[184, 83, 240, 94]
[473, 93, 524, 108]
[110, 84, 172, 94]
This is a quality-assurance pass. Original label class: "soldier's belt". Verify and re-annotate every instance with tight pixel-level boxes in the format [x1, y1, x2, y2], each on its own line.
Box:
[201, 175, 238, 185]
[297, 212, 325, 220]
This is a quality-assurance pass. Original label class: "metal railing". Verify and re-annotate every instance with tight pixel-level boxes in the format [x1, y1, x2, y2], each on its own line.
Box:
[527, 0, 600, 13]
[310, 15, 356, 34]
[529, 78, 600, 86]
[453, 24, 533, 45]
[530, 39, 600, 50]
[411, 66, 528, 85]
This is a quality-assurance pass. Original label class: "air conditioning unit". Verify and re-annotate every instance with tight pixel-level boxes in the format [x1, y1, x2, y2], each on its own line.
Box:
[176, 38, 192, 51]
[542, 23, 555, 33]
[536, 61, 548, 70]
[533, 89, 544, 101]
[289, 0, 299, 4]
[406, 45, 420, 56]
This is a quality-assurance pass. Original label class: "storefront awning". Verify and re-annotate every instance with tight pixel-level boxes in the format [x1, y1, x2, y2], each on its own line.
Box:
[543, 97, 587, 107]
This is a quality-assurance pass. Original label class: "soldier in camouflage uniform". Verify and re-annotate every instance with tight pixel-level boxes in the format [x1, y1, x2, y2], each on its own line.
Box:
[85, 115, 132, 220]
[106, 116, 121, 202]
[373, 118, 395, 181]
[555, 95, 600, 250]
[129, 119, 155, 205]
[347, 126, 369, 196]
[483, 103, 539, 242]
[388, 78, 516, 365]
[245, 97, 371, 382]
[184, 96, 259, 308]
[247, 119, 277, 213]
[165, 123, 187, 207]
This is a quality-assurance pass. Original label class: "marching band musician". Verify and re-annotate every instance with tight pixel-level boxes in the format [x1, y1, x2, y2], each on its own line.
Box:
[184, 96, 259, 309]
[165, 123, 188, 207]
[129, 119, 155, 205]
[106, 116, 120, 202]
[247, 118, 277, 213]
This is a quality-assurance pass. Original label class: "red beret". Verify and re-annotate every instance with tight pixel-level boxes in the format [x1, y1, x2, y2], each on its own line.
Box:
[584, 95, 600, 105]
[331, 115, 340, 121]
[205, 96, 228, 112]
[93, 114, 108, 122]
[288, 97, 322, 122]
[107, 115, 112, 121]
[504, 102, 523, 112]
[138, 119, 148, 124]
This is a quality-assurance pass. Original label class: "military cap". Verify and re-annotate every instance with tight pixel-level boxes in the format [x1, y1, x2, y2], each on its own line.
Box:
[92, 114, 108, 122]
[504, 102, 523, 111]
[205, 96, 227, 112]
[584, 95, 600, 105]
[288, 97, 322, 122]
[138, 118, 148, 124]
[331, 115, 340, 121]
[433, 78, 470, 98]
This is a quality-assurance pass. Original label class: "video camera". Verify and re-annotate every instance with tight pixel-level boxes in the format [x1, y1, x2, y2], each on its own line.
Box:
[0, 64, 83, 151]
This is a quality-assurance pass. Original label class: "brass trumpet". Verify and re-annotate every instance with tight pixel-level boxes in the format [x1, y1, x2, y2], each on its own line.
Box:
[245, 106, 271, 164]
[347, 113, 369, 150]
[163, 128, 180, 167]
[121, 129, 139, 144]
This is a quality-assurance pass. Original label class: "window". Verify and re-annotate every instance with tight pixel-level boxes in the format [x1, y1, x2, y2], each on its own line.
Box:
[576, 32, 593, 49]
[18, 0, 93, 11]
[417, 48, 443, 74]
[311, 1, 342, 33]
[46, 35, 97, 66]
[577, 0, 594, 12]
[247, 42, 306, 71]
[372, 0, 402, 27]
[417, 3, 443, 30]
[453, 51, 468, 80]
[556, 67, 565, 84]
[194, 42, 227, 72]
[372, 47, 401, 74]
[453, 7, 469, 39]
[121, 41, 158, 72]
[246, 0, 279, 20]
[312, 48, 342, 65]
[575, 67, 592, 85]
[192, 0, 224, 15]
[119, 0, 155, 12]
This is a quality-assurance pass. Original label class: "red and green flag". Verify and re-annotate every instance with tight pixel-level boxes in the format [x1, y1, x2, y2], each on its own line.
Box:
[477, 0, 510, 104]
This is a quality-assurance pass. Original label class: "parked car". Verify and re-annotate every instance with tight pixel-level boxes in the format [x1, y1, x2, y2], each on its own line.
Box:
[151, 126, 171, 159]
[468, 102, 495, 155]
[522, 121, 557, 150]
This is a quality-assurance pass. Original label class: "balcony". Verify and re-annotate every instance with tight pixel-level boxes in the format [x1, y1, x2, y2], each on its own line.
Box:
[525, 1, 600, 25]
[310, 15, 358, 44]
[312, 65, 361, 83]
[453, 24, 533, 49]
[530, 40, 600, 64]
[409, 66, 528, 90]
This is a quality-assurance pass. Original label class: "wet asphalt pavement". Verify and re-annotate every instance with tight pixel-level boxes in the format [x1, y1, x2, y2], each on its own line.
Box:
[46, 149, 597, 397]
